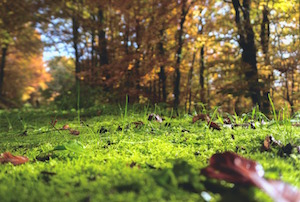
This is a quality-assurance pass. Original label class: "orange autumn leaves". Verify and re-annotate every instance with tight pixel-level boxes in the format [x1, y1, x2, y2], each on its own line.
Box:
[0, 152, 29, 166]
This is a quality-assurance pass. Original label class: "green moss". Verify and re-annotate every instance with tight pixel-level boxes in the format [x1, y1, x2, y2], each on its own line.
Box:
[0, 108, 299, 201]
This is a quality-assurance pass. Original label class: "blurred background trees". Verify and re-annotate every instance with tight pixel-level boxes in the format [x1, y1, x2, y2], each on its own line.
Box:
[0, 0, 299, 114]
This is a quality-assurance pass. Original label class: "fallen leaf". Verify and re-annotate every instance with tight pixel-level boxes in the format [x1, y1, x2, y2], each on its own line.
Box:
[69, 129, 80, 135]
[62, 125, 70, 130]
[208, 121, 221, 131]
[0, 152, 29, 166]
[192, 114, 210, 123]
[132, 121, 144, 128]
[148, 113, 163, 123]
[201, 152, 261, 185]
[261, 135, 282, 152]
[223, 117, 231, 124]
[202, 152, 300, 202]
[54, 140, 85, 153]
[267, 180, 300, 202]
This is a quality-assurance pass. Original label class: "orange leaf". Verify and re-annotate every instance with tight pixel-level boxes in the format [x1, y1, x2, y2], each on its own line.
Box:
[0, 152, 29, 166]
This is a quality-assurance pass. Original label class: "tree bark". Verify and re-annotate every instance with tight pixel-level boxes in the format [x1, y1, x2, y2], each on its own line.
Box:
[187, 52, 195, 114]
[174, 0, 188, 111]
[199, 45, 205, 103]
[134, 16, 141, 93]
[260, 5, 271, 114]
[72, 16, 80, 79]
[0, 45, 8, 96]
[98, 10, 109, 66]
[232, 0, 260, 106]
[158, 29, 167, 102]
[91, 15, 96, 68]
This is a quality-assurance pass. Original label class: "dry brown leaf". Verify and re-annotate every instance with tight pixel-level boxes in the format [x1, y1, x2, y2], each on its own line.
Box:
[209, 121, 221, 131]
[192, 114, 210, 123]
[69, 129, 80, 136]
[62, 125, 70, 130]
[0, 152, 29, 166]
[202, 152, 300, 202]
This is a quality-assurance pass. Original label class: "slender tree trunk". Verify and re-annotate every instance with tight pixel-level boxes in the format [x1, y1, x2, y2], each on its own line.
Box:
[91, 15, 96, 68]
[260, 5, 271, 114]
[0, 45, 8, 96]
[134, 17, 141, 93]
[98, 10, 109, 66]
[72, 17, 80, 80]
[187, 52, 195, 114]
[206, 66, 210, 109]
[158, 29, 167, 102]
[232, 0, 260, 106]
[72, 15, 80, 112]
[199, 45, 205, 103]
[174, 0, 188, 111]
[124, 14, 130, 55]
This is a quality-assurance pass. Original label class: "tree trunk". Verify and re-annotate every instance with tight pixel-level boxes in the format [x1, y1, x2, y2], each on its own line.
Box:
[158, 29, 167, 102]
[72, 16, 80, 80]
[199, 45, 205, 103]
[174, 0, 188, 111]
[0, 45, 8, 96]
[187, 52, 195, 114]
[91, 15, 96, 68]
[98, 10, 109, 66]
[232, 0, 260, 106]
[134, 16, 141, 94]
[72, 15, 80, 112]
[124, 13, 130, 55]
[260, 5, 271, 114]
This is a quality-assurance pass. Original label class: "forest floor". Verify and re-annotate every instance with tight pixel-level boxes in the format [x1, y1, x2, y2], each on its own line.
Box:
[0, 106, 299, 202]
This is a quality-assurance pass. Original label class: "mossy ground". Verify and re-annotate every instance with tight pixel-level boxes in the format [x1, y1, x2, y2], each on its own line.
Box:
[0, 106, 299, 202]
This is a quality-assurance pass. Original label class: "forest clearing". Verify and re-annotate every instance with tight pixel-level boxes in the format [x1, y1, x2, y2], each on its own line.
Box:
[0, 0, 300, 201]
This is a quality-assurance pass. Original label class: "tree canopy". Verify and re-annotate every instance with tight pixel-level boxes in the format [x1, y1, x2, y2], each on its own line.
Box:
[0, 0, 299, 113]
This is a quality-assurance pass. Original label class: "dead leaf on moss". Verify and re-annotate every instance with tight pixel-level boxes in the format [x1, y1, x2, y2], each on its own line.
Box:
[148, 114, 163, 123]
[62, 125, 70, 130]
[192, 114, 210, 123]
[0, 152, 29, 166]
[202, 152, 300, 202]
[69, 129, 80, 136]
[261, 135, 282, 152]
[209, 121, 221, 131]
[132, 121, 144, 128]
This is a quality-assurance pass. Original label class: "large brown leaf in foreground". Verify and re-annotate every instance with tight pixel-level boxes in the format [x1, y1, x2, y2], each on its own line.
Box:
[0, 152, 29, 165]
[202, 152, 300, 202]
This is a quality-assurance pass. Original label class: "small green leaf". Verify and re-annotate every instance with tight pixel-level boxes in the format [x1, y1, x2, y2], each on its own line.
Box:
[53, 140, 85, 153]
[53, 145, 67, 151]
[64, 140, 85, 153]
